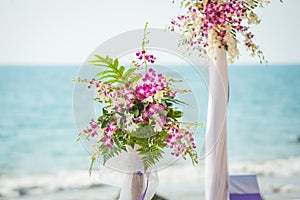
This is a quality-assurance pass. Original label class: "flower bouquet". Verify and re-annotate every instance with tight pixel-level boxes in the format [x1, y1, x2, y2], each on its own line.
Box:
[77, 24, 200, 174]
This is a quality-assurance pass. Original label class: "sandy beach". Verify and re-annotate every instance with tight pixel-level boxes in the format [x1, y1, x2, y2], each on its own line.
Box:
[1, 156, 299, 200]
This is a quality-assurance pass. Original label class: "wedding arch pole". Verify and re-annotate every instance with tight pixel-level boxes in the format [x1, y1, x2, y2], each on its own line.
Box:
[205, 47, 229, 200]
[168, 0, 280, 199]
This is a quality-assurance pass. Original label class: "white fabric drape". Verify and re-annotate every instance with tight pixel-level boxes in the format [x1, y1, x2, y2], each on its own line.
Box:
[98, 145, 159, 200]
[205, 48, 229, 200]
[99, 167, 158, 200]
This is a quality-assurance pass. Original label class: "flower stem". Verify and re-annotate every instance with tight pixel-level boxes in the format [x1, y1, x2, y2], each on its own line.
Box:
[142, 22, 149, 72]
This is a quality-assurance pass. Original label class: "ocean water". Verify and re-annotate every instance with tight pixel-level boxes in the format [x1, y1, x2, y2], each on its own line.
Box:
[228, 65, 300, 161]
[0, 66, 88, 175]
[0, 65, 300, 199]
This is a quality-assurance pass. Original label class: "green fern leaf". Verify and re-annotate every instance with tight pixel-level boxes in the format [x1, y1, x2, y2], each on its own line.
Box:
[138, 146, 164, 172]
[123, 68, 136, 80]
[98, 74, 119, 81]
[95, 70, 116, 77]
[89, 55, 114, 67]
[104, 79, 119, 84]
[129, 75, 142, 83]
[113, 59, 119, 69]
[119, 66, 125, 75]
[99, 144, 122, 165]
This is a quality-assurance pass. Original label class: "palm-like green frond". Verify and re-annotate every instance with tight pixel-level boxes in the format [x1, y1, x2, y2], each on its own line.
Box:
[90, 54, 140, 84]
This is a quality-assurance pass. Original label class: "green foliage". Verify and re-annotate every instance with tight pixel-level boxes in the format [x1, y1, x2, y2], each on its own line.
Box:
[99, 143, 122, 165]
[129, 75, 142, 82]
[138, 145, 164, 172]
[165, 96, 188, 105]
[89, 154, 96, 176]
[101, 117, 110, 129]
[123, 68, 136, 80]
[89, 55, 113, 66]
[167, 108, 183, 119]
[89, 55, 141, 84]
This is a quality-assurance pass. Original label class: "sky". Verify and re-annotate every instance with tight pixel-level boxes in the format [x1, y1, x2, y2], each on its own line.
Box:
[0, 0, 299, 66]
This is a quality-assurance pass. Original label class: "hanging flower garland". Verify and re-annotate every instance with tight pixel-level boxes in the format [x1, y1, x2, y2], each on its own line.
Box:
[169, 0, 282, 63]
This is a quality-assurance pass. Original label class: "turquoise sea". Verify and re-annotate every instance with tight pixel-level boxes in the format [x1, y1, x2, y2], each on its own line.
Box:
[0, 65, 300, 199]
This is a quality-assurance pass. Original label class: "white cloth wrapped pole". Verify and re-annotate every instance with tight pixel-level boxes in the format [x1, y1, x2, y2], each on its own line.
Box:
[205, 48, 229, 200]
[99, 145, 159, 200]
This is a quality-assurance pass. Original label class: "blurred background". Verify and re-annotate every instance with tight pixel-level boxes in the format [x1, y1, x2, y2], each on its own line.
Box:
[0, 0, 299, 199]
